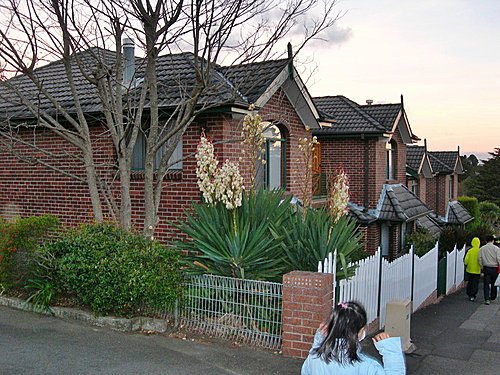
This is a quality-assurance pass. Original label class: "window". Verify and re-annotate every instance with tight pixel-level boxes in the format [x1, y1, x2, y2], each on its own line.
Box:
[448, 176, 454, 199]
[386, 140, 397, 180]
[381, 224, 390, 257]
[132, 132, 183, 170]
[400, 223, 406, 252]
[409, 179, 419, 196]
[256, 123, 286, 189]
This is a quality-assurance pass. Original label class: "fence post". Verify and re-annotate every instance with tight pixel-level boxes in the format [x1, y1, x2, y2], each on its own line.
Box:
[376, 247, 383, 317]
[410, 245, 415, 304]
[282, 271, 333, 359]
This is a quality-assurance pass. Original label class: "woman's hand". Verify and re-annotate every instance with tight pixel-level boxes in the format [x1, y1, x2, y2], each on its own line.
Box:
[372, 332, 391, 343]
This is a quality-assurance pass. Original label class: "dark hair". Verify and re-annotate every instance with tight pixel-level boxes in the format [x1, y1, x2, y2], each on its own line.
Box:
[313, 301, 367, 365]
[486, 235, 496, 242]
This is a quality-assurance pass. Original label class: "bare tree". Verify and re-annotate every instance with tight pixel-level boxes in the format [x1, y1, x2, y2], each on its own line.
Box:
[0, 0, 341, 235]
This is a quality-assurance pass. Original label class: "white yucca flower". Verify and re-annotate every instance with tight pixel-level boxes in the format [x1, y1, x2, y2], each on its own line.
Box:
[328, 169, 350, 223]
[196, 135, 219, 204]
[196, 135, 244, 209]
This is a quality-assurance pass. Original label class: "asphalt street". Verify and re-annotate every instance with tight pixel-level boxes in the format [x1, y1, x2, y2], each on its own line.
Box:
[0, 306, 302, 375]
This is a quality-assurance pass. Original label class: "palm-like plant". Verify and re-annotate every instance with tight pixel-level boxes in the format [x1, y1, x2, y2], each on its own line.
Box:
[176, 190, 293, 281]
[281, 209, 364, 280]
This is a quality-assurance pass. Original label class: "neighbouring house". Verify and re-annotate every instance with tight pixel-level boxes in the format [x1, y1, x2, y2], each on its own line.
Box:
[312, 95, 432, 257]
[0, 43, 319, 241]
[406, 141, 443, 236]
[406, 142, 472, 226]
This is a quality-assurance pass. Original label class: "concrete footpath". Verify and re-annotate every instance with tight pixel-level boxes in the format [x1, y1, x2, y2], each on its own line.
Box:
[1, 287, 499, 374]
[401, 287, 499, 374]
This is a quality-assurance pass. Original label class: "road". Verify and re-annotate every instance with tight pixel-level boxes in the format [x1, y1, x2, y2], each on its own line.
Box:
[2, 287, 499, 374]
[0, 306, 302, 375]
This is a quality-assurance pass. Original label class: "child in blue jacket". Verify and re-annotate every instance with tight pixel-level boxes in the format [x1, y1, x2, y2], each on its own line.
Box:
[301, 301, 406, 375]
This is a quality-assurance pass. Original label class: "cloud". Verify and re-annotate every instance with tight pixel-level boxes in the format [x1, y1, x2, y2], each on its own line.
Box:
[323, 25, 353, 44]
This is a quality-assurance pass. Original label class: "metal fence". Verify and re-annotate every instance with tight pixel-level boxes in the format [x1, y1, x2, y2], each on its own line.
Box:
[178, 274, 283, 350]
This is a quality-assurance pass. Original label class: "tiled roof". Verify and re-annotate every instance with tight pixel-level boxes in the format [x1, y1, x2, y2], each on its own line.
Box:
[0, 48, 288, 119]
[428, 151, 458, 173]
[0, 48, 115, 119]
[376, 184, 432, 222]
[313, 96, 387, 135]
[416, 214, 443, 237]
[446, 201, 474, 224]
[407, 146, 425, 171]
[219, 59, 289, 104]
[360, 103, 402, 132]
[347, 202, 377, 224]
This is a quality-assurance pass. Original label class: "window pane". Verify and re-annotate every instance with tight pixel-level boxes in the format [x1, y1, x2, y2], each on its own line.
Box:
[166, 139, 183, 170]
[268, 140, 281, 189]
[132, 132, 145, 170]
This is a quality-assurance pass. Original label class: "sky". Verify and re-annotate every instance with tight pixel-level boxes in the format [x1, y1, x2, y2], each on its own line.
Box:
[301, 0, 500, 160]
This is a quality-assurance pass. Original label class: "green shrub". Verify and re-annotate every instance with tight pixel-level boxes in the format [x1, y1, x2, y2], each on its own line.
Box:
[282, 209, 364, 280]
[439, 226, 469, 257]
[176, 190, 292, 281]
[405, 228, 436, 257]
[0, 215, 59, 289]
[43, 223, 183, 315]
[478, 201, 500, 229]
[466, 219, 494, 245]
[458, 196, 480, 220]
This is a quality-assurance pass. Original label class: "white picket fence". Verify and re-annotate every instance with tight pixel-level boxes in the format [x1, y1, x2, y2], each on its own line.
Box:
[337, 249, 381, 324]
[412, 243, 439, 312]
[319, 241, 466, 329]
[446, 244, 467, 293]
[379, 250, 413, 328]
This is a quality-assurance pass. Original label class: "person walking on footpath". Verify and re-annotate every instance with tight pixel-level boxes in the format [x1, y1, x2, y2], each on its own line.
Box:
[301, 301, 406, 375]
[464, 237, 481, 301]
[479, 235, 500, 305]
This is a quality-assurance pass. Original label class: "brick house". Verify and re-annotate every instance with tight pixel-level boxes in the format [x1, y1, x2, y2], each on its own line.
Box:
[407, 143, 472, 226]
[0, 46, 319, 241]
[312, 95, 432, 257]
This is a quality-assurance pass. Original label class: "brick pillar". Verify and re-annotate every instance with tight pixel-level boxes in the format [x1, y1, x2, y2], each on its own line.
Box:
[282, 271, 333, 358]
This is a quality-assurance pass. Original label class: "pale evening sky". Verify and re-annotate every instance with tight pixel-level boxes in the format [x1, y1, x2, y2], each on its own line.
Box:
[302, 0, 500, 159]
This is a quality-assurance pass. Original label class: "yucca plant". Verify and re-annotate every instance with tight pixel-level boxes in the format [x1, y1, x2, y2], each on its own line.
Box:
[176, 190, 293, 281]
[281, 209, 364, 280]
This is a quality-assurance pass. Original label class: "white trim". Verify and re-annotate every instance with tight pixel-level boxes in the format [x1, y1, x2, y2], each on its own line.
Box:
[292, 66, 320, 119]
[254, 65, 320, 129]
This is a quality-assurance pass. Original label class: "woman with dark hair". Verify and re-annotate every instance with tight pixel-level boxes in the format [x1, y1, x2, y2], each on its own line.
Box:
[301, 301, 406, 374]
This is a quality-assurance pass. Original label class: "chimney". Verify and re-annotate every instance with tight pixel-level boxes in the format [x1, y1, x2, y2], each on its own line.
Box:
[366, 99, 373, 105]
[123, 38, 135, 86]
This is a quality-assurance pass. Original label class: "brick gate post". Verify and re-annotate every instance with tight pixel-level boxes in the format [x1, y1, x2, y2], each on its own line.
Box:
[282, 271, 333, 359]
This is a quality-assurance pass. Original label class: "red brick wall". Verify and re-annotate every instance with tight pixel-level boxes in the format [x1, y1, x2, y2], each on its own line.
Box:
[318, 128, 407, 211]
[282, 271, 333, 359]
[365, 223, 381, 255]
[318, 137, 382, 208]
[0, 90, 312, 242]
[425, 174, 449, 217]
[0, 122, 205, 242]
